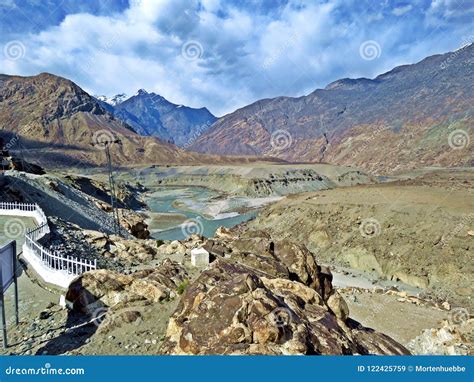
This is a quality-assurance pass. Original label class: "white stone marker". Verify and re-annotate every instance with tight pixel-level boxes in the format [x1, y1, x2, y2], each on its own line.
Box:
[191, 247, 210, 267]
[59, 295, 67, 309]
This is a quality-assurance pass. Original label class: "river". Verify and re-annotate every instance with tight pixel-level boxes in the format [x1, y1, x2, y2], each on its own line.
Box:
[144, 186, 279, 241]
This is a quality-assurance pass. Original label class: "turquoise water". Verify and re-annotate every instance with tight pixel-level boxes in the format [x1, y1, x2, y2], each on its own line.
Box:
[145, 187, 257, 240]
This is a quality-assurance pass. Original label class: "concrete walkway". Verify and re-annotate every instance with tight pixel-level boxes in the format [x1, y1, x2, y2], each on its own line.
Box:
[0, 215, 58, 352]
[0, 215, 37, 253]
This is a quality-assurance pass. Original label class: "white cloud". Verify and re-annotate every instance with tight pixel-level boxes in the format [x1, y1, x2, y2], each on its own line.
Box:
[392, 4, 412, 16]
[0, 0, 472, 116]
[426, 0, 474, 26]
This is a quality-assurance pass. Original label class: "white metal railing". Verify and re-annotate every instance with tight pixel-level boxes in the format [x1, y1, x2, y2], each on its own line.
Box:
[0, 202, 43, 214]
[0, 202, 97, 282]
[24, 232, 96, 275]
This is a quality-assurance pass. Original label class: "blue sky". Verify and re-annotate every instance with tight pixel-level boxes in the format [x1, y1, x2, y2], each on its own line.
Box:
[0, 0, 473, 116]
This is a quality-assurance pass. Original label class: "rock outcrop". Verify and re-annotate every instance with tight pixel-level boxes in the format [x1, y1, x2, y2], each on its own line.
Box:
[0, 142, 44, 174]
[64, 226, 410, 355]
[66, 259, 188, 314]
[117, 209, 150, 239]
[160, 259, 409, 355]
[83, 230, 160, 265]
[207, 230, 334, 302]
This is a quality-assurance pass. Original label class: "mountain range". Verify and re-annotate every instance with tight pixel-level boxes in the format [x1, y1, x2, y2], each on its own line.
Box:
[96, 90, 216, 147]
[190, 43, 473, 173]
[0, 45, 472, 173]
[0, 73, 259, 168]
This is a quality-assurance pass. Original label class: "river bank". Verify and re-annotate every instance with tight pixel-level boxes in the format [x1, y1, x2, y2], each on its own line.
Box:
[142, 186, 281, 240]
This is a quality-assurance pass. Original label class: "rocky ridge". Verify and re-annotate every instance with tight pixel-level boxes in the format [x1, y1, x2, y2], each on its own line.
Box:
[3, 222, 467, 356]
[128, 164, 373, 197]
[190, 45, 474, 174]
[109, 89, 217, 147]
[0, 73, 272, 168]
[247, 170, 474, 307]
[59, 227, 409, 355]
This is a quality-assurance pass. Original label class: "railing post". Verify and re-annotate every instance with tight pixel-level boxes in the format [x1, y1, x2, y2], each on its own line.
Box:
[1, 201, 97, 279]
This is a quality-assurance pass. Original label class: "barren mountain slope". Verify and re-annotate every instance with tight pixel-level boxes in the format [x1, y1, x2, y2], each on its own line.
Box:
[248, 169, 474, 307]
[0, 73, 270, 167]
[111, 89, 217, 146]
[190, 45, 474, 174]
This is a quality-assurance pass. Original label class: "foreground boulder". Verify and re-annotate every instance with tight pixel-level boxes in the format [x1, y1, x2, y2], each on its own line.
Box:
[66, 259, 188, 314]
[117, 209, 150, 239]
[83, 230, 162, 265]
[273, 240, 333, 301]
[160, 260, 409, 355]
[216, 232, 334, 302]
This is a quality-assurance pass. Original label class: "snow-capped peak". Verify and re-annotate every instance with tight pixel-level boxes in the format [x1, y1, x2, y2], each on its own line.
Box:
[96, 93, 128, 106]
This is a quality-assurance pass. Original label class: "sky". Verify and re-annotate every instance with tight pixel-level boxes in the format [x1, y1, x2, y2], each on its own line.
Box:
[0, 0, 473, 116]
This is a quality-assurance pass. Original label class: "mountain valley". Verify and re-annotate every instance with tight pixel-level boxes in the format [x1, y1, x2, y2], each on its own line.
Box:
[0, 44, 472, 357]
